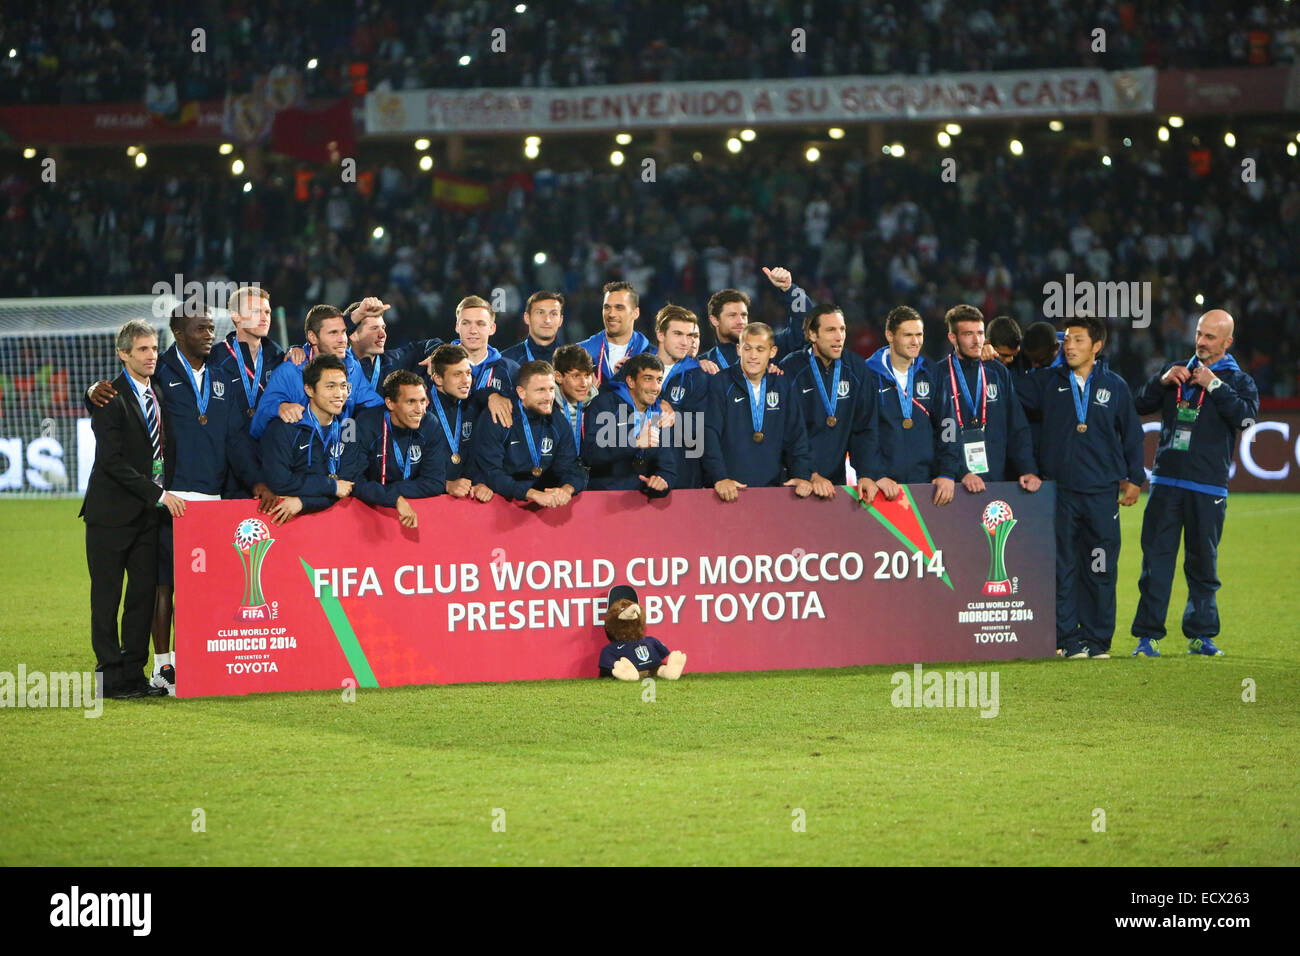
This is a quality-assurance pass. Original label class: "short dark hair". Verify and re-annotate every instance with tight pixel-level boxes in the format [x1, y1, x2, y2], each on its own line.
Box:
[1022, 321, 1059, 364]
[602, 281, 638, 308]
[430, 344, 469, 379]
[655, 303, 698, 337]
[885, 305, 922, 334]
[622, 353, 665, 381]
[525, 290, 565, 313]
[169, 303, 210, 334]
[707, 288, 750, 319]
[1063, 316, 1107, 347]
[305, 304, 344, 340]
[986, 315, 1023, 350]
[382, 369, 425, 401]
[553, 344, 595, 375]
[944, 304, 985, 335]
[517, 359, 555, 389]
[303, 354, 346, 390]
[804, 303, 845, 338]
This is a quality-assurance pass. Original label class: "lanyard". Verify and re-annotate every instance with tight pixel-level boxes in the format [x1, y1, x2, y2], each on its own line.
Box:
[892, 357, 923, 422]
[631, 404, 657, 440]
[555, 393, 584, 447]
[225, 340, 263, 407]
[1072, 364, 1096, 427]
[1176, 357, 1207, 410]
[524, 339, 535, 363]
[810, 354, 841, 421]
[747, 377, 766, 434]
[517, 400, 544, 472]
[947, 355, 987, 429]
[381, 412, 412, 483]
[472, 358, 495, 391]
[596, 338, 610, 385]
[309, 415, 342, 475]
[368, 355, 382, 392]
[433, 394, 462, 456]
[715, 344, 731, 369]
[180, 357, 210, 418]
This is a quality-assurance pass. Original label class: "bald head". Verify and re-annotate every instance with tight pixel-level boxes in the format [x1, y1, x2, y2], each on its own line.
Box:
[1195, 310, 1234, 365]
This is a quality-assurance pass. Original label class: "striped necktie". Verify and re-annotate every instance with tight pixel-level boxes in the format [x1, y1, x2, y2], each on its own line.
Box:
[144, 387, 163, 486]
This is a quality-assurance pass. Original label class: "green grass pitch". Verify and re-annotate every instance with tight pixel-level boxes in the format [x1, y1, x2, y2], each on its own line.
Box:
[2, 496, 1297, 866]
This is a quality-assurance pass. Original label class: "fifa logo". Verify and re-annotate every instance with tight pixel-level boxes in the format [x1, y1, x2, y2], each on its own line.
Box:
[981, 500, 1016, 595]
[233, 518, 274, 620]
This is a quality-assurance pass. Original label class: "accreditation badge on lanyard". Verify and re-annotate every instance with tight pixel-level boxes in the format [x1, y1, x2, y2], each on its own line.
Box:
[1172, 359, 1203, 452]
[948, 356, 988, 475]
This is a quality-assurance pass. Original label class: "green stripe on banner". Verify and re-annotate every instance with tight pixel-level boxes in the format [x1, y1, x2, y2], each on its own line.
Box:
[844, 485, 954, 591]
[300, 558, 380, 688]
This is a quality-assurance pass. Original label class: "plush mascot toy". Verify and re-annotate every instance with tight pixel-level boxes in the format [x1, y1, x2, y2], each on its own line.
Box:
[599, 593, 687, 681]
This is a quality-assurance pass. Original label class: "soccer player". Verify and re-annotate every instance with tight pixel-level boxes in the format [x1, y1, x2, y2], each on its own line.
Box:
[864, 306, 962, 506]
[349, 370, 447, 529]
[502, 291, 565, 365]
[579, 281, 652, 387]
[938, 305, 1041, 496]
[1019, 317, 1146, 659]
[1129, 309, 1259, 658]
[699, 266, 808, 372]
[983, 315, 1022, 366]
[781, 303, 881, 501]
[427, 344, 493, 502]
[1021, 321, 1064, 371]
[648, 304, 708, 487]
[260, 355, 364, 522]
[146, 307, 269, 694]
[82, 320, 181, 698]
[251, 305, 384, 439]
[701, 322, 813, 502]
[472, 360, 586, 507]
[346, 296, 443, 395]
[444, 295, 519, 427]
[552, 344, 596, 467]
[209, 285, 288, 420]
[582, 352, 679, 496]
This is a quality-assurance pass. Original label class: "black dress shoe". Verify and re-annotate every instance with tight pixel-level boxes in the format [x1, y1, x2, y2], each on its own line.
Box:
[105, 684, 147, 699]
[124, 679, 168, 698]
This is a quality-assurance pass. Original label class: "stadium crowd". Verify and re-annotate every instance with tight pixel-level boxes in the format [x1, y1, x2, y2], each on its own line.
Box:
[2, 0, 1297, 106]
[2, 141, 1295, 395]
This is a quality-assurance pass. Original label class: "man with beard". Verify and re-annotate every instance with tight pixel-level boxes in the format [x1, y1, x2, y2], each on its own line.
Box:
[502, 291, 565, 365]
[699, 266, 809, 372]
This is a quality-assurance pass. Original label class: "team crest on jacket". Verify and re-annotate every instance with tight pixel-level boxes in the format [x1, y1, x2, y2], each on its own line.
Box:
[916, 380, 931, 398]
[635, 644, 651, 663]
[540, 436, 554, 455]
[670, 385, 685, 403]
[329, 442, 345, 459]
[1095, 388, 1111, 405]
[409, 444, 423, 463]
[837, 381, 850, 397]
[212, 380, 225, 398]
[766, 391, 780, 409]
[462, 421, 472, 438]
[985, 383, 999, 401]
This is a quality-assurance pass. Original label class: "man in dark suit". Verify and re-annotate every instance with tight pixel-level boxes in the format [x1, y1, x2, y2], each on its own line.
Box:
[81, 320, 186, 699]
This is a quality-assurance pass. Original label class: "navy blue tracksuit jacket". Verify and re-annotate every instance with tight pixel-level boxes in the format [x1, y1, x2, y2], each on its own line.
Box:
[1129, 353, 1259, 643]
[355, 337, 444, 393]
[581, 384, 679, 495]
[864, 347, 960, 483]
[471, 404, 588, 501]
[501, 337, 559, 365]
[428, 389, 478, 485]
[1019, 360, 1145, 653]
[700, 282, 810, 368]
[349, 405, 447, 507]
[936, 353, 1036, 480]
[206, 332, 287, 420]
[780, 349, 882, 484]
[701, 366, 812, 488]
[261, 414, 365, 514]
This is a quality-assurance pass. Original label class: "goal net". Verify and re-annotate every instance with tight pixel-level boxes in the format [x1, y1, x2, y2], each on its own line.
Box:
[0, 295, 233, 498]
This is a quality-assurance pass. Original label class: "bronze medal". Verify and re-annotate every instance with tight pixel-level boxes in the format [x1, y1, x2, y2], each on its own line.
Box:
[752, 432, 764, 444]
[198, 414, 208, 425]
[451, 453, 461, 465]
[1076, 423, 1087, 433]
[246, 408, 254, 418]
[826, 416, 837, 428]
[1177, 400, 1189, 409]
[902, 419, 914, 429]
[531, 466, 543, 477]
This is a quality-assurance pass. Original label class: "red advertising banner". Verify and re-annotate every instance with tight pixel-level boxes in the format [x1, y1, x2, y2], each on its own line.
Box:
[1155, 66, 1299, 115]
[173, 483, 1057, 698]
[1140, 413, 1300, 493]
[0, 101, 227, 145]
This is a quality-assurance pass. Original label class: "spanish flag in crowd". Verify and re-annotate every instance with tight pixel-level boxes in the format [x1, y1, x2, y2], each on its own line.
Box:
[432, 171, 490, 211]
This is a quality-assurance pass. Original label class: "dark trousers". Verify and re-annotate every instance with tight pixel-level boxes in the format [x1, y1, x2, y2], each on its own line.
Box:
[1055, 488, 1121, 653]
[1132, 483, 1227, 641]
[86, 513, 159, 692]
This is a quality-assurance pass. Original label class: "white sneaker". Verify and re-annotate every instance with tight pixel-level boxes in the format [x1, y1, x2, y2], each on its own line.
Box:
[151, 664, 176, 696]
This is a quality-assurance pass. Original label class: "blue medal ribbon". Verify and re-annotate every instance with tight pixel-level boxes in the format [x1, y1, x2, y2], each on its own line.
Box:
[948, 355, 987, 429]
[517, 400, 544, 473]
[810, 354, 841, 422]
[309, 415, 342, 475]
[1072, 363, 1097, 428]
[473, 358, 495, 391]
[226, 340, 263, 408]
[715, 344, 731, 369]
[896, 357, 919, 423]
[383, 412, 412, 480]
[524, 340, 535, 363]
[748, 377, 766, 435]
[368, 355, 382, 392]
[433, 394, 462, 457]
[181, 356, 211, 419]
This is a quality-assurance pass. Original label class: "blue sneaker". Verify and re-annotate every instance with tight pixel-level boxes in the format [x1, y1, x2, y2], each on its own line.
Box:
[1188, 637, 1224, 657]
[1132, 638, 1160, 657]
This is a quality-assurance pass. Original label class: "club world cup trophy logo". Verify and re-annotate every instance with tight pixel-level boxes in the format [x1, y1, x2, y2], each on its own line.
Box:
[233, 518, 274, 620]
[981, 500, 1016, 595]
